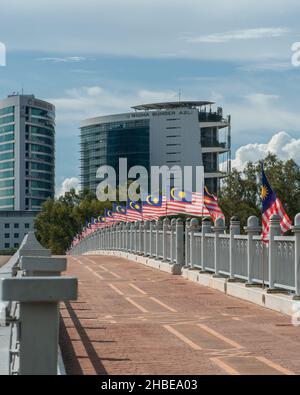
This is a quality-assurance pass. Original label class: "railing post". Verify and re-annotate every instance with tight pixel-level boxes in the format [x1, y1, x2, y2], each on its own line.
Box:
[163, 218, 170, 262]
[134, 221, 138, 254]
[156, 220, 163, 259]
[228, 216, 240, 281]
[201, 218, 212, 272]
[149, 220, 155, 257]
[125, 223, 130, 252]
[176, 218, 184, 267]
[170, 218, 177, 264]
[0, 277, 77, 375]
[268, 214, 281, 291]
[212, 217, 226, 277]
[185, 218, 191, 267]
[293, 213, 300, 299]
[144, 220, 150, 256]
[190, 218, 200, 268]
[244, 216, 261, 285]
[139, 221, 144, 254]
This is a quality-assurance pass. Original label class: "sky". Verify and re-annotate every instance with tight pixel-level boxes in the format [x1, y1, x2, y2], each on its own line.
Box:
[0, 0, 300, 195]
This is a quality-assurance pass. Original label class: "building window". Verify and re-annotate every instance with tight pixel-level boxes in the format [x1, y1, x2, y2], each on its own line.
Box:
[4, 243, 10, 248]
[14, 243, 19, 248]
[14, 223, 19, 228]
[4, 233, 9, 238]
[4, 223, 9, 228]
[14, 233, 19, 239]
[25, 223, 30, 229]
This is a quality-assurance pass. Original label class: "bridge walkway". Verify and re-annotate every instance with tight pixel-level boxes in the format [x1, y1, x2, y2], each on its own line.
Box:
[59, 255, 300, 375]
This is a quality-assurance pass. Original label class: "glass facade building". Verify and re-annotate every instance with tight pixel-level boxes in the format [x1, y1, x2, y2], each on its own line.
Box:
[80, 101, 230, 194]
[81, 119, 150, 191]
[0, 95, 55, 211]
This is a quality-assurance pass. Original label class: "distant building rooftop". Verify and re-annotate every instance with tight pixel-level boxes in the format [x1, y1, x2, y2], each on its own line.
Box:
[131, 101, 214, 111]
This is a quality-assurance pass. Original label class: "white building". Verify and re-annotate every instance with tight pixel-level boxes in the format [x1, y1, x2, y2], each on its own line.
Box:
[80, 101, 230, 194]
[0, 94, 55, 250]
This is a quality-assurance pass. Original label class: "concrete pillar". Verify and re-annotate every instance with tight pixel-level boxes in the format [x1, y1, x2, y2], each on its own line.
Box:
[170, 218, 177, 264]
[244, 216, 261, 285]
[144, 220, 150, 256]
[268, 215, 281, 291]
[229, 216, 240, 281]
[0, 277, 77, 375]
[156, 220, 163, 259]
[185, 218, 191, 267]
[149, 220, 155, 257]
[126, 223, 130, 252]
[139, 221, 144, 254]
[134, 222, 138, 254]
[293, 213, 300, 299]
[163, 218, 170, 262]
[189, 218, 200, 268]
[176, 218, 184, 266]
[212, 217, 226, 277]
[201, 217, 212, 272]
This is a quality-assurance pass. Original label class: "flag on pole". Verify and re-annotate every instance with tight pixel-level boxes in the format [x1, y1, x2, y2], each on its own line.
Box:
[185, 192, 210, 217]
[166, 188, 192, 215]
[104, 208, 115, 226]
[261, 164, 292, 242]
[203, 187, 225, 222]
[126, 200, 143, 221]
[112, 203, 127, 222]
[142, 194, 167, 220]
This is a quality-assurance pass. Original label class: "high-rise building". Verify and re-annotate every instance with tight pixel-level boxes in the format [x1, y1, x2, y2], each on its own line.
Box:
[80, 101, 230, 194]
[0, 94, 55, 211]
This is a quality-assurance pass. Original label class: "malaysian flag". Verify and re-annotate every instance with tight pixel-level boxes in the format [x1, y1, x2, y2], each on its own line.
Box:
[112, 203, 127, 222]
[203, 187, 225, 222]
[142, 194, 167, 220]
[104, 208, 115, 226]
[126, 200, 143, 221]
[261, 164, 292, 242]
[166, 188, 192, 216]
[186, 192, 210, 217]
[96, 215, 106, 228]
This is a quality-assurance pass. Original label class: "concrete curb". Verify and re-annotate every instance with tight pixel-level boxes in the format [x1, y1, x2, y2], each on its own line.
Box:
[182, 268, 300, 317]
[83, 250, 300, 317]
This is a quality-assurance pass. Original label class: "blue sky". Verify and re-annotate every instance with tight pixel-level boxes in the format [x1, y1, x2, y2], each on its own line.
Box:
[0, 0, 300, 194]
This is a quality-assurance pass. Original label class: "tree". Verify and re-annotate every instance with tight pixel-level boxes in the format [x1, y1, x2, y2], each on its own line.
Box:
[219, 154, 300, 229]
[35, 188, 112, 254]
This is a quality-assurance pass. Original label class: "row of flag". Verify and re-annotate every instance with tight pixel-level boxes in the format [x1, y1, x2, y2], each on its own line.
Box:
[70, 164, 293, 249]
[71, 188, 224, 247]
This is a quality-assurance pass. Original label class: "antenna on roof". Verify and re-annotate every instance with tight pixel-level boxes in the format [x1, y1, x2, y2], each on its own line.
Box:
[178, 89, 181, 103]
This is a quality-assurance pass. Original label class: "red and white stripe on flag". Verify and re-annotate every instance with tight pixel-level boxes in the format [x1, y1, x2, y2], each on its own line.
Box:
[262, 197, 292, 242]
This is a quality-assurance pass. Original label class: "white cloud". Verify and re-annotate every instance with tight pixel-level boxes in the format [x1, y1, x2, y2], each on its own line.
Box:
[48, 86, 178, 124]
[1, 0, 299, 62]
[57, 177, 80, 197]
[230, 131, 300, 170]
[37, 56, 86, 63]
[185, 28, 289, 43]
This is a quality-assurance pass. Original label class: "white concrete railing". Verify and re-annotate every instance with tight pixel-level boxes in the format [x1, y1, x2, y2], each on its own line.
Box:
[0, 232, 77, 375]
[70, 214, 300, 299]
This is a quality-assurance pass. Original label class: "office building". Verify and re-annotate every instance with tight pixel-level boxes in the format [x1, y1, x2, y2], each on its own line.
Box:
[0, 94, 55, 210]
[0, 94, 55, 250]
[80, 101, 230, 194]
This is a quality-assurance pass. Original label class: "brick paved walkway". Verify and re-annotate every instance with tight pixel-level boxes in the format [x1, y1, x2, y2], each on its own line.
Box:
[60, 255, 300, 375]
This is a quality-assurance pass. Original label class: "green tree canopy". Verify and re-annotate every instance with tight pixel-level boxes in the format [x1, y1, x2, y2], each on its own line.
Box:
[35, 188, 112, 254]
[219, 153, 300, 228]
